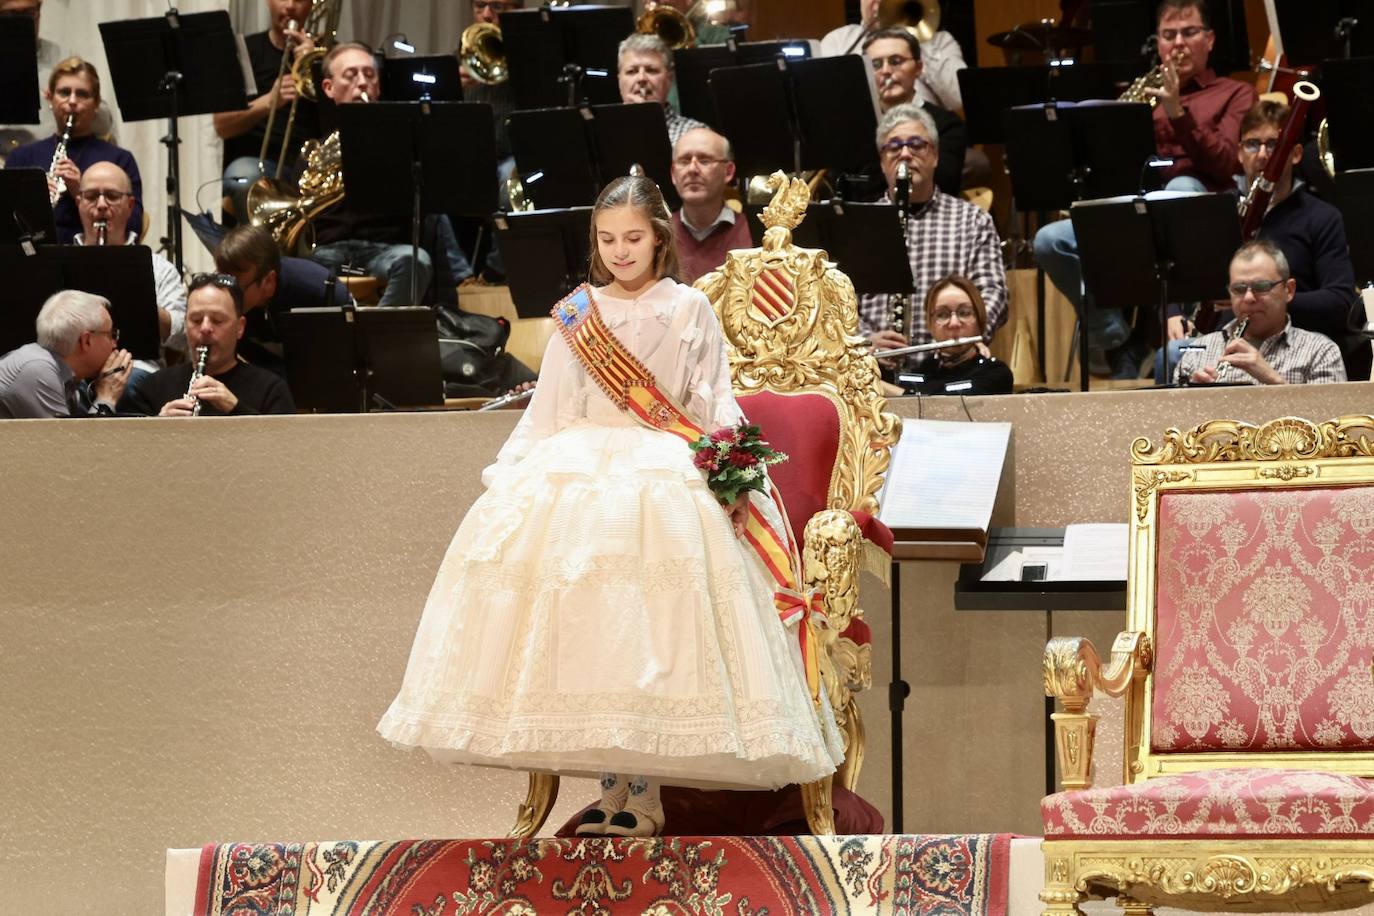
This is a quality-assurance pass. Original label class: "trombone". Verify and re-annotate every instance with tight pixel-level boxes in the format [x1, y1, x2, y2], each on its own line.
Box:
[255, 0, 342, 183]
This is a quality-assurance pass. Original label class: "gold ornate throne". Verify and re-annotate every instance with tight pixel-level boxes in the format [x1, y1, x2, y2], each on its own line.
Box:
[1042, 414, 1374, 916]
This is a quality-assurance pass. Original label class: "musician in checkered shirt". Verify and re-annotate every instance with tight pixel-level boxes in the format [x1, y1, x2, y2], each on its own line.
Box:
[1178, 239, 1346, 386]
[859, 104, 1007, 373]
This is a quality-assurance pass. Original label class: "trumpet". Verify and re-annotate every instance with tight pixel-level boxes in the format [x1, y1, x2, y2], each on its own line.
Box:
[48, 114, 74, 206]
[186, 346, 209, 416]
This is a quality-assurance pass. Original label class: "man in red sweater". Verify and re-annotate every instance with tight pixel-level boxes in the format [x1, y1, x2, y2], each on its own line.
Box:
[670, 127, 754, 284]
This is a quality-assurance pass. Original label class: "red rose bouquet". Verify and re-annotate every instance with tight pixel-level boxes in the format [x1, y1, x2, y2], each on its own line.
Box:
[689, 420, 788, 506]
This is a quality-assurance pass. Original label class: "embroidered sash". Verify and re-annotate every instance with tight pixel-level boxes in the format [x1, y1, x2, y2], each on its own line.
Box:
[552, 283, 824, 703]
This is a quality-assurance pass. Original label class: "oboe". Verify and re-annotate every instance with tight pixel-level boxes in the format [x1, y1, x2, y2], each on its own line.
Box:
[186, 346, 209, 416]
[47, 114, 74, 206]
[93, 219, 108, 246]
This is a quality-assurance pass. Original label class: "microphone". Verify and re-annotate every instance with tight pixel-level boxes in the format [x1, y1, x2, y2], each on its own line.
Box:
[895, 161, 911, 212]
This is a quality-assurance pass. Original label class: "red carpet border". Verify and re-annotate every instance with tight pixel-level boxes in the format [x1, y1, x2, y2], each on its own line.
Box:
[194, 833, 1010, 915]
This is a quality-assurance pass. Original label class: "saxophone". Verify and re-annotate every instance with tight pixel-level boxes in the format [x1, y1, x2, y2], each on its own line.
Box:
[48, 114, 74, 205]
[186, 346, 209, 416]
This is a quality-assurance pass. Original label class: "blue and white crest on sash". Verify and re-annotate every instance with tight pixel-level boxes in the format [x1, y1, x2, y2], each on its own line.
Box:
[552, 283, 594, 328]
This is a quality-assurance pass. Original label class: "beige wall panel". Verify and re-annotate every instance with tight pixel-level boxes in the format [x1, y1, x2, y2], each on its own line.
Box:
[2, 382, 1372, 912]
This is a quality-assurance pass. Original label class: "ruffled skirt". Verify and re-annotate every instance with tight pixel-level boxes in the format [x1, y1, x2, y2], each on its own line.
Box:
[377, 420, 842, 788]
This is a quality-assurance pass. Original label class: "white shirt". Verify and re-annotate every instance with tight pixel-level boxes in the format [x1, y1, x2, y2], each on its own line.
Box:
[73, 232, 187, 369]
[679, 204, 737, 241]
[818, 25, 967, 111]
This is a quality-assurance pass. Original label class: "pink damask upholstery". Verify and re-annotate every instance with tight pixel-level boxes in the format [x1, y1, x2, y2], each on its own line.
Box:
[1042, 767, 1374, 839]
[1151, 487, 1374, 754]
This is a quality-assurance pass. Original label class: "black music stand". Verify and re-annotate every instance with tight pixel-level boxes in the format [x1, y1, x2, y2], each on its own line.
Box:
[675, 40, 815, 128]
[958, 64, 1118, 145]
[1332, 169, 1374, 285]
[0, 245, 160, 360]
[492, 207, 592, 318]
[500, 5, 633, 109]
[1004, 102, 1156, 211]
[1072, 192, 1241, 386]
[285, 306, 444, 412]
[0, 169, 57, 249]
[1320, 57, 1374, 172]
[336, 101, 497, 307]
[383, 55, 463, 102]
[711, 54, 879, 178]
[99, 9, 246, 274]
[0, 16, 40, 127]
[1275, 0, 1372, 62]
[508, 103, 676, 210]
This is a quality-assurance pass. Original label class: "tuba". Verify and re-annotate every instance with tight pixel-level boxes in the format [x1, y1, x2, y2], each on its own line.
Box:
[460, 22, 508, 84]
[877, 0, 940, 43]
[637, 2, 696, 50]
[247, 129, 344, 252]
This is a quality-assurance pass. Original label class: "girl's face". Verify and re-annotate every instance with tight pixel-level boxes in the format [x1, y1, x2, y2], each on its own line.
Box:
[596, 205, 660, 291]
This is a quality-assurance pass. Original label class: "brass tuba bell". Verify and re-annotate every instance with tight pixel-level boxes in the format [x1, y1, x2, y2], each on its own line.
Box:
[637, 2, 697, 50]
[876, 0, 940, 43]
[460, 22, 508, 85]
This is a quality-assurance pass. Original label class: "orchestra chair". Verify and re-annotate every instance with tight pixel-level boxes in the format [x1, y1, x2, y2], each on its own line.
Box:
[1042, 414, 1374, 916]
[507, 173, 901, 838]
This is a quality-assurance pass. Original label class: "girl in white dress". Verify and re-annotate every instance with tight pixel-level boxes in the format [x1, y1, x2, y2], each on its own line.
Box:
[377, 176, 841, 837]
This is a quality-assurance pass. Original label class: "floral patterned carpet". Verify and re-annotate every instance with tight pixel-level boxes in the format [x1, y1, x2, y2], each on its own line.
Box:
[193, 833, 1011, 915]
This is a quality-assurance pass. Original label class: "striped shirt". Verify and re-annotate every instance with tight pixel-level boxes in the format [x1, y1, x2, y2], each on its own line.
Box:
[859, 189, 1008, 369]
[1175, 318, 1347, 385]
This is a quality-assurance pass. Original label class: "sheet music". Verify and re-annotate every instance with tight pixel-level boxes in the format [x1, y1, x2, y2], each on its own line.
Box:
[877, 419, 1011, 531]
[1061, 523, 1128, 581]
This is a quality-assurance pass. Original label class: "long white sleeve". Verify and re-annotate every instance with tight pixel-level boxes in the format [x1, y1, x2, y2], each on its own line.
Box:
[480, 330, 586, 488]
[917, 31, 967, 111]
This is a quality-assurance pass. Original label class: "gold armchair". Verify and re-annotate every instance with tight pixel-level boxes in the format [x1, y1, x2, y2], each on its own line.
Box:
[1042, 414, 1374, 916]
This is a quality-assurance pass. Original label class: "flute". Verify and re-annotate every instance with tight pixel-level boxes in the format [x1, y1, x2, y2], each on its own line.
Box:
[477, 386, 535, 411]
[873, 335, 985, 360]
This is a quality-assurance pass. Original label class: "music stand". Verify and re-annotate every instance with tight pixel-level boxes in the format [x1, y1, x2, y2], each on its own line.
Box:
[500, 5, 634, 109]
[99, 9, 246, 273]
[1004, 102, 1157, 212]
[491, 207, 592, 318]
[285, 306, 444, 412]
[1319, 57, 1374, 172]
[1275, 0, 1372, 61]
[0, 16, 40, 126]
[1332, 169, 1374, 285]
[383, 55, 463, 102]
[584, 103, 677, 209]
[0, 169, 58, 249]
[958, 64, 1118, 144]
[1072, 192, 1241, 386]
[675, 40, 816, 128]
[336, 101, 497, 306]
[0, 245, 160, 361]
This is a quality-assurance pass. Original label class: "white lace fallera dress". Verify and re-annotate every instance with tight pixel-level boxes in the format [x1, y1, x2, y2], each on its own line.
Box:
[377, 279, 843, 788]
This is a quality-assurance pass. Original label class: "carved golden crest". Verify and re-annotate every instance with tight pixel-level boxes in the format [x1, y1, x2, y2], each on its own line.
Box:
[1133, 416, 1374, 466]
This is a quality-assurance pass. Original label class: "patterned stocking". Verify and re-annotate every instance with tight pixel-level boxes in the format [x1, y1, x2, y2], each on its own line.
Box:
[604, 776, 664, 837]
[574, 773, 630, 836]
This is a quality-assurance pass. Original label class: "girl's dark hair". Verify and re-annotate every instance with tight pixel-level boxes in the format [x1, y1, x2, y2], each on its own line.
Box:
[587, 176, 681, 286]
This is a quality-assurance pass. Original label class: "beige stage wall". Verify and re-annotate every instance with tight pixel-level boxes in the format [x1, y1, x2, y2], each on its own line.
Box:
[1, 382, 1370, 914]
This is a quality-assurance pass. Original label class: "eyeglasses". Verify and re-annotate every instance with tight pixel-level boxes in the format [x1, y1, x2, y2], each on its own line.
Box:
[673, 153, 725, 169]
[932, 306, 977, 324]
[869, 54, 914, 71]
[78, 189, 128, 204]
[1158, 26, 1209, 41]
[880, 136, 933, 157]
[1228, 279, 1282, 297]
[190, 272, 240, 290]
[1240, 138, 1280, 155]
[89, 327, 120, 344]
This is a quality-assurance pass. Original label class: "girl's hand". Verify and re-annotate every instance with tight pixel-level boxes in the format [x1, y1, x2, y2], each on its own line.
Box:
[725, 492, 749, 537]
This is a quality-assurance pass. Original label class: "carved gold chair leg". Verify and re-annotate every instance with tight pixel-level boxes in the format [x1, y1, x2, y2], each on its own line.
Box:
[801, 775, 836, 835]
[508, 772, 560, 839]
[1040, 851, 1086, 916]
[834, 700, 865, 793]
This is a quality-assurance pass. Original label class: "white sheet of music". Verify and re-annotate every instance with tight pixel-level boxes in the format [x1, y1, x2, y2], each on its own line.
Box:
[877, 419, 1011, 532]
[1061, 523, 1129, 580]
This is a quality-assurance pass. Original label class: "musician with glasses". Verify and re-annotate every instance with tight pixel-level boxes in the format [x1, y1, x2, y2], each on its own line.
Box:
[1033, 0, 1256, 378]
[858, 104, 1007, 373]
[1177, 239, 1344, 386]
[4, 56, 144, 244]
[669, 127, 752, 283]
[862, 28, 966, 196]
[902, 275, 1013, 395]
[214, 0, 321, 222]
[0, 290, 131, 418]
[126, 274, 296, 417]
[819, 0, 968, 112]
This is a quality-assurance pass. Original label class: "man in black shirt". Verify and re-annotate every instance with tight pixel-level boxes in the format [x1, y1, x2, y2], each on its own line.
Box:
[129, 274, 295, 416]
[214, 0, 320, 220]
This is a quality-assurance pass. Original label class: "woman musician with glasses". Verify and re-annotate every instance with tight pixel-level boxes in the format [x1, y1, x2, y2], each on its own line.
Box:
[896, 275, 1014, 396]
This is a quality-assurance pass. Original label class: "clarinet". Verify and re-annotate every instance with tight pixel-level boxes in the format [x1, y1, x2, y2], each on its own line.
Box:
[94, 219, 108, 246]
[48, 114, 74, 206]
[186, 346, 209, 416]
[889, 161, 912, 342]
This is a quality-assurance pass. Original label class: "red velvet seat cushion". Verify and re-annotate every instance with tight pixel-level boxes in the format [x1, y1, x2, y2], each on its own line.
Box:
[1042, 768, 1374, 839]
[738, 390, 841, 549]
